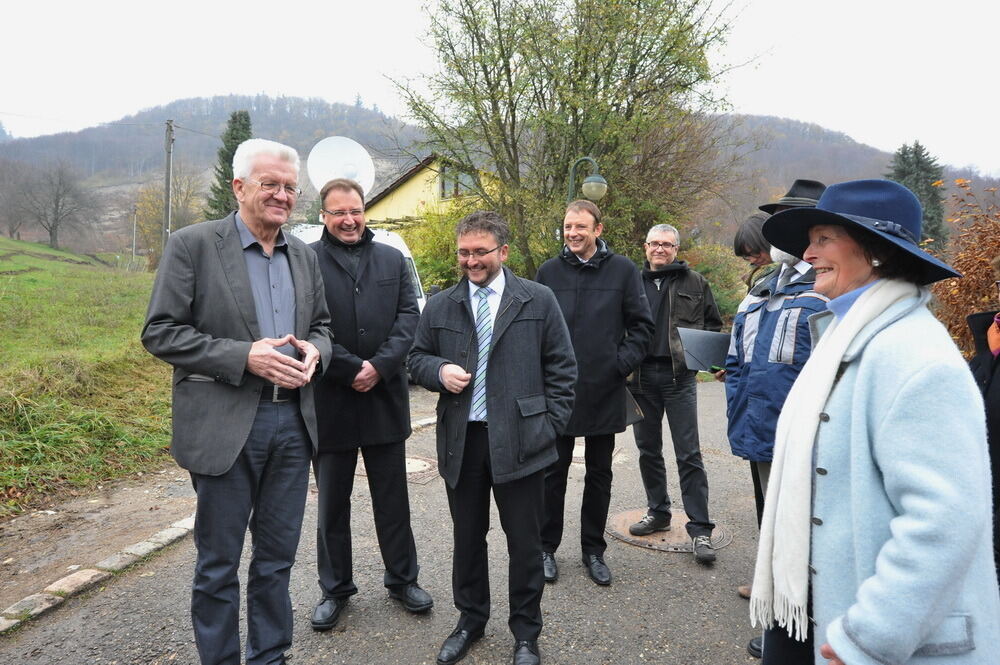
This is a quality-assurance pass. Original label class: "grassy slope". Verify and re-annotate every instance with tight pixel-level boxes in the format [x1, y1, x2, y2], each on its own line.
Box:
[0, 238, 172, 515]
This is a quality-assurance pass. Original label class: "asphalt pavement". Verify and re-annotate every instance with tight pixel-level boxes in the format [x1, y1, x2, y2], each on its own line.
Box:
[0, 381, 764, 664]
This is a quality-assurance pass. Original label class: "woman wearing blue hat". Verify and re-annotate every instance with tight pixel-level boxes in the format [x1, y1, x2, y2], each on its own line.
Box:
[750, 179, 1000, 664]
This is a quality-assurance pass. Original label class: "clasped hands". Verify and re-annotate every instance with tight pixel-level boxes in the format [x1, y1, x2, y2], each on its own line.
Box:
[247, 335, 320, 388]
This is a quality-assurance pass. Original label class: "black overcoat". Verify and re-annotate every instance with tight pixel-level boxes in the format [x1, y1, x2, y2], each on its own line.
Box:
[967, 310, 1000, 574]
[535, 240, 653, 436]
[311, 228, 419, 452]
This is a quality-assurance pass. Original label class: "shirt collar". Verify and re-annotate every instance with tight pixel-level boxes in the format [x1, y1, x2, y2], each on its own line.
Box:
[468, 267, 506, 300]
[827, 279, 881, 319]
[235, 212, 287, 251]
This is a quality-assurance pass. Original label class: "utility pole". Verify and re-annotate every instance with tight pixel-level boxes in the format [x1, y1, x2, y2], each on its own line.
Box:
[162, 119, 174, 251]
[131, 205, 137, 263]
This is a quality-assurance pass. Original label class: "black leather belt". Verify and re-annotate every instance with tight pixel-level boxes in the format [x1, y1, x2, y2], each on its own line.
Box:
[468, 420, 488, 428]
[262, 385, 299, 403]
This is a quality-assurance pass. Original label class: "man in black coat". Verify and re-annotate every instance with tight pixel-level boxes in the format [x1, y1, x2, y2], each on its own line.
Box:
[409, 211, 576, 665]
[308, 178, 431, 631]
[535, 200, 654, 586]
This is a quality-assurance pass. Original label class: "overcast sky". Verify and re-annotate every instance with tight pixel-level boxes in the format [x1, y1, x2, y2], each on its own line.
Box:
[4, 1, 997, 175]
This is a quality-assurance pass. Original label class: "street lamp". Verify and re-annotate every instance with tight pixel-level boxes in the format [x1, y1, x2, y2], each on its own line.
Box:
[567, 156, 608, 204]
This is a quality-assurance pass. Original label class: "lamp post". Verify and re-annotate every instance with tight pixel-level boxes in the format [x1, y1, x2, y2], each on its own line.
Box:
[566, 156, 608, 204]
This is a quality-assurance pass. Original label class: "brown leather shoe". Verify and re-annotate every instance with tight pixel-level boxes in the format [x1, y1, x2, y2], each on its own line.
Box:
[737, 584, 752, 600]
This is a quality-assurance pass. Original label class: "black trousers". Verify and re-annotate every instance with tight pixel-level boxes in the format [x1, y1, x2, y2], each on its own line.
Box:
[189, 400, 311, 665]
[313, 441, 419, 599]
[447, 422, 546, 640]
[631, 362, 714, 537]
[541, 433, 615, 556]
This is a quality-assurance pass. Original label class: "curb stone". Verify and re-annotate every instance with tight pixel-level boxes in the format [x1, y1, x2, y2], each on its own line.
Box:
[43, 569, 111, 597]
[2, 593, 63, 621]
[0, 617, 20, 634]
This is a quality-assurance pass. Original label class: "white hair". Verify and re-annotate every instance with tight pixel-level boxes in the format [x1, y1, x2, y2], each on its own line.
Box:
[770, 245, 800, 266]
[646, 223, 680, 244]
[232, 139, 300, 180]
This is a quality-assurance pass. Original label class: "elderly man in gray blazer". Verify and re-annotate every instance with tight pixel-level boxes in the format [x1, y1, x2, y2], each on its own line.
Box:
[409, 211, 576, 665]
[142, 138, 333, 665]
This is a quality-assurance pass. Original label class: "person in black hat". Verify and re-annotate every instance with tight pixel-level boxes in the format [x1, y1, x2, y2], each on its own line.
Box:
[758, 179, 827, 214]
[725, 182, 826, 659]
[750, 179, 999, 665]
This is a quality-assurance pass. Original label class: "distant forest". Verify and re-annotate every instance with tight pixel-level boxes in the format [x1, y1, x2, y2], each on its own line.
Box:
[1, 95, 995, 252]
[0, 95, 421, 186]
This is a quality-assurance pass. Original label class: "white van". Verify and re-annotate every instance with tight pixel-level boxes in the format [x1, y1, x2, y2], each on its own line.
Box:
[285, 223, 426, 313]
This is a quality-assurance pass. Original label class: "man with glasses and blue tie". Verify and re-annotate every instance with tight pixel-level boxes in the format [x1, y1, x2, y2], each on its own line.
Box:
[307, 178, 431, 632]
[142, 138, 333, 665]
[409, 210, 576, 665]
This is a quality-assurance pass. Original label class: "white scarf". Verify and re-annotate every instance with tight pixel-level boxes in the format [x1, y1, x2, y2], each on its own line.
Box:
[749, 278, 918, 640]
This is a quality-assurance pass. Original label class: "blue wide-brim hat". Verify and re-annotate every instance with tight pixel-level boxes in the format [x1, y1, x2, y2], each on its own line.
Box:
[761, 178, 959, 285]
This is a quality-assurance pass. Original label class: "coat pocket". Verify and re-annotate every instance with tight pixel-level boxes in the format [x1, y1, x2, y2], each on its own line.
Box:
[675, 291, 704, 326]
[912, 613, 975, 657]
[516, 394, 554, 462]
[767, 307, 803, 365]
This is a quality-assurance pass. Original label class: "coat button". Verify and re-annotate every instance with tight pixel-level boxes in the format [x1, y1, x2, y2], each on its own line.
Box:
[355, 287, 360, 294]
[819, 412, 830, 422]
[460, 351, 467, 357]
[809, 565, 817, 575]
[811, 517, 823, 525]
[359, 328, 366, 335]
[816, 467, 828, 475]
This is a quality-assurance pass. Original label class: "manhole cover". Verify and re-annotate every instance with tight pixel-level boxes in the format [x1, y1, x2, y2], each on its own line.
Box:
[356, 455, 439, 485]
[607, 508, 733, 553]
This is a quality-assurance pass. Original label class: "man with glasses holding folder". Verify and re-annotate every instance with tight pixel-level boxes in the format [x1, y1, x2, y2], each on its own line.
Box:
[627, 223, 722, 564]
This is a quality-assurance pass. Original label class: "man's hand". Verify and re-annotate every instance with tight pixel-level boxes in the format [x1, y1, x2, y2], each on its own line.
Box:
[713, 369, 726, 382]
[439, 363, 472, 394]
[819, 643, 845, 665]
[247, 335, 309, 388]
[290, 336, 321, 382]
[351, 360, 381, 392]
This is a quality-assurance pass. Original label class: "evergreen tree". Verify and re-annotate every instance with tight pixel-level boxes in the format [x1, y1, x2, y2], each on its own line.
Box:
[0, 121, 11, 143]
[885, 141, 947, 251]
[203, 111, 252, 219]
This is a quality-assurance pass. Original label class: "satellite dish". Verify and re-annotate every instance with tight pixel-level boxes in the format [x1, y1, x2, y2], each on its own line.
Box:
[306, 136, 376, 197]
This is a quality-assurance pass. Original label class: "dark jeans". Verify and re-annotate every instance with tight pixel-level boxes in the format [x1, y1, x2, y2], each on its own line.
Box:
[313, 442, 419, 599]
[189, 400, 311, 665]
[447, 422, 546, 640]
[631, 361, 714, 537]
[542, 433, 615, 556]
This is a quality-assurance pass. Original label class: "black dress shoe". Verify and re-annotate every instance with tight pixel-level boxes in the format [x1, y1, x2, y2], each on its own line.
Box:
[747, 635, 763, 658]
[388, 582, 434, 612]
[582, 554, 612, 585]
[512, 639, 540, 665]
[437, 626, 485, 665]
[310, 596, 348, 631]
[542, 551, 558, 583]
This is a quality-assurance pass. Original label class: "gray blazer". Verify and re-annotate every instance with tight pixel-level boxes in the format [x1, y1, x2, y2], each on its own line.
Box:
[141, 214, 334, 476]
[408, 267, 576, 488]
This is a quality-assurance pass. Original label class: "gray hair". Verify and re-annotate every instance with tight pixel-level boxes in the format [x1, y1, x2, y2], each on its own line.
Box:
[455, 210, 510, 246]
[232, 139, 300, 180]
[646, 223, 679, 244]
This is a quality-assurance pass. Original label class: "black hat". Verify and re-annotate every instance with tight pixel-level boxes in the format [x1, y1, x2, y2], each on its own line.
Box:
[759, 179, 827, 213]
[762, 179, 959, 285]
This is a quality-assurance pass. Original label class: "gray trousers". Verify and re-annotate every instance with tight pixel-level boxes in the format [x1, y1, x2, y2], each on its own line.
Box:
[631, 360, 714, 537]
[189, 400, 311, 665]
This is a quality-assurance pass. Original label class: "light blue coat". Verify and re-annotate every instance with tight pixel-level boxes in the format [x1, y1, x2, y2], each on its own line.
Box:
[808, 290, 1000, 664]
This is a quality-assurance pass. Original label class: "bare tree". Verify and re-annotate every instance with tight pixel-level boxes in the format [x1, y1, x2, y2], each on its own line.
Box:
[0, 158, 29, 239]
[17, 163, 95, 249]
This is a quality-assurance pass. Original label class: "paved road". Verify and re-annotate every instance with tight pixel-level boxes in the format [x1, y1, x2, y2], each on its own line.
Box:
[0, 382, 763, 664]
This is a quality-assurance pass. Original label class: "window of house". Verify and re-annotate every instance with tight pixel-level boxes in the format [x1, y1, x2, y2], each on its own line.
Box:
[440, 163, 474, 199]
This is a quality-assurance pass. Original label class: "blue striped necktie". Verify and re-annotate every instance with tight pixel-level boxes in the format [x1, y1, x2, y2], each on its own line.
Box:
[471, 286, 493, 421]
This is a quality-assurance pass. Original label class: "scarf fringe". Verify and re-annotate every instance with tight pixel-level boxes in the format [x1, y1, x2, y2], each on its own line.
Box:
[750, 594, 809, 642]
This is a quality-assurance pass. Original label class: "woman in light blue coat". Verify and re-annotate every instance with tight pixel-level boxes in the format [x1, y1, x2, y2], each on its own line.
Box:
[750, 179, 1000, 665]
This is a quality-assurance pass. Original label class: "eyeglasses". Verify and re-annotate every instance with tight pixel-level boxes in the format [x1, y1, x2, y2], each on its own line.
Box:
[246, 179, 302, 197]
[646, 241, 679, 250]
[457, 246, 502, 259]
[322, 208, 365, 219]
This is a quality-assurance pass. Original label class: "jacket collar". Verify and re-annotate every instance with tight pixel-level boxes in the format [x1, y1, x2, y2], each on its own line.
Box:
[560, 237, 610, 268]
